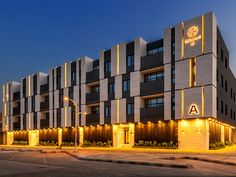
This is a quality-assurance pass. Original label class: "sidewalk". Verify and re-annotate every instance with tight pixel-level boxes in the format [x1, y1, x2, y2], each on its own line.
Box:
[1, 145, 236, 168]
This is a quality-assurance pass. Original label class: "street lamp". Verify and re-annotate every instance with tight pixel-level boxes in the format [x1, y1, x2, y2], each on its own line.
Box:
[64, 97, 87, 151]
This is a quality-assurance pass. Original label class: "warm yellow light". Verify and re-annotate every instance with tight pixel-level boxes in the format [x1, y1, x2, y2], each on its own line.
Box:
[185, 25, 202, 46]
[181, 119, 187, 127]
[84, 112, 87, 116]
[105, 124, 107, 127]
[202, 15, 205, 54]
[64, 97, 69, 101]
[148, 121, 151, 124]
[196, 118, 202, 126]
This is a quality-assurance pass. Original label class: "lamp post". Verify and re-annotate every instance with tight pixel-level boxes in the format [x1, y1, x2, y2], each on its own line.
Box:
[64, 97, 86, 151]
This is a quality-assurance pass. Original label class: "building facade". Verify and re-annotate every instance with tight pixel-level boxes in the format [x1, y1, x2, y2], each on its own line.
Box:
[2, 12, 236, 150]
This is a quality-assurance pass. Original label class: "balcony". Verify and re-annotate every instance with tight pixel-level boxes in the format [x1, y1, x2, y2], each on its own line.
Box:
[86, 114, 100, 126]
[13, 107, 20, 116]
[140, 106, 164, 123]
[13, 122, 20, 130]
[140, 79, 164, 97]
[141, 52, 163, 71]
[40, 118, 49, 129]
[40, 84, 49, 95]
[86, 92, 100, 105]
[86, 69, 99, 84]
[40, 101, 49, 111]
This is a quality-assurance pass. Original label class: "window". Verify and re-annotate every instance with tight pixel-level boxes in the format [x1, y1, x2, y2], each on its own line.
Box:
[127, 55, 134, 67]
[234, 92, 235, 102]
[145, 97, 164, 108]
[91, 106, 100, 114]
[32, 96, 35, 110]
[56, 75, 61, 89]
[231, 88, 233, 98]
[147, 47, 163, 55]
[231, 109, 233, 119]
[221, 49, 223, 62]
[225, 104, 228, 116]
[225, 80, 228, 92]
[221, 74, 223, 88]
[25, 99, 28, 113]
[91, 85, 99, 93]
[123, 80, 130, 92]
[127, 103, 134, 116]
[104, 61, 111, 73]
[105, 106, 111, 117]
[69, 89, 73, 100]
[71, 71, 76, 83]
[108, 83, 115, 94]
[57, 110, 61, 123]
[144, 72, 164, 83]
[225, 57, 228, 69]
[221, 101, 223, 113]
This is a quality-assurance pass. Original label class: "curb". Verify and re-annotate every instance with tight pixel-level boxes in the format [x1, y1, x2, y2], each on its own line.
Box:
[180, 156, 236, 166]
[65, 151, 190, 168]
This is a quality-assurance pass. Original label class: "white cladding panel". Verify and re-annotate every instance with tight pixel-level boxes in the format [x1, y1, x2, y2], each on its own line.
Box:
[130, 71, 141, 97]
[100, 79, 108, 102]
[134, 37, 147, 71]
[164, 27, 172, 64]
[115, 75, 122, 99]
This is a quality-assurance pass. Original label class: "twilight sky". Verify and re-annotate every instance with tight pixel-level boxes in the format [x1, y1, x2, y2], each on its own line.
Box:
[1, 0, 236, 110]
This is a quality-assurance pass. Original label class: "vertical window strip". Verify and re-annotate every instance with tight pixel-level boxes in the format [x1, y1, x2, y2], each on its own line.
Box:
[190, 57, 196, 87]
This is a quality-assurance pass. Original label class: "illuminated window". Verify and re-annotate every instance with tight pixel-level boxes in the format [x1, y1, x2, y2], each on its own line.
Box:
[190, 58, 196, 87]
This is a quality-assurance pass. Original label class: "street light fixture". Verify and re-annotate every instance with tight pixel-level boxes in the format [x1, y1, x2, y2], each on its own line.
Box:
[64, 97, 87, 151]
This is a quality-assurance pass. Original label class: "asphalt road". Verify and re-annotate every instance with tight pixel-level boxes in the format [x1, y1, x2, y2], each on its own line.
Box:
[0, 151, 236, 177]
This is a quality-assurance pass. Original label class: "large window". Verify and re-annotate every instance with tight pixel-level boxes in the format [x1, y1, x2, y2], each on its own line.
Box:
[71, 71, 76, 83]
[104, 61, 111, 73]
[147, 47, 163, 55]
[145, 97, 164, 108]
[144, 72, 164, 83]
[108, 83, 115, 94]
[123, 80, 130, 92]
[127, 55, 134, 67]
[127, 103, 134, 116]
[105, 106, 111, 117]
[91, 106, 100, 114]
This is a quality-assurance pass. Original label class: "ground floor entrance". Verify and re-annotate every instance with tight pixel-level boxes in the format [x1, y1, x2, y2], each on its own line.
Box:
[3, 118, 235, 150]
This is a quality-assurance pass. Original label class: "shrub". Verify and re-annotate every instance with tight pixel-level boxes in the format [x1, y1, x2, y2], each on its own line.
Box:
[12, 141, 28, 145]
[225, 141, 234, 146]
[209, 141, 225, 150]
[82, 140, 112, 147]
[134, 140, 177, 149]
[39, 141, 58, 146]
[61, 141, 75, 146]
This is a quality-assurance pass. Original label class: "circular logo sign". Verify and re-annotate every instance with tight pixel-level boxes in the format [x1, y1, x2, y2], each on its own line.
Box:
[187, 26, 199, 38]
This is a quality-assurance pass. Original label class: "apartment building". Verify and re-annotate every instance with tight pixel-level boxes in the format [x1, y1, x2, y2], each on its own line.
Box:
[2, 12, 236, 150]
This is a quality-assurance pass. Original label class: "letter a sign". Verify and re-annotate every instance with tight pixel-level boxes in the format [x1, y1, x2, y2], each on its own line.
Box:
[189, 104, 199, 115]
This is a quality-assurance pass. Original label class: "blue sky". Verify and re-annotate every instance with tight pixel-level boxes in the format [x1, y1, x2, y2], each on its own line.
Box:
[1, 0, 236, 110]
